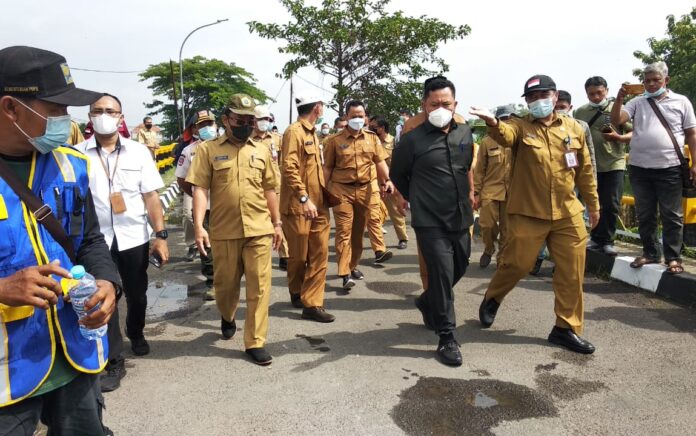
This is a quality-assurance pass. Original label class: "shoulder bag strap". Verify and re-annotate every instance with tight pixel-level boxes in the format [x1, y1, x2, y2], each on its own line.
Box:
[646, 97, 689, 166]
[0, 158, 76, 262]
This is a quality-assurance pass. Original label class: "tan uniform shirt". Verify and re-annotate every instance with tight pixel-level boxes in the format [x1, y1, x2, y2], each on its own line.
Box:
[323, 128, 387, 186]
[487, 114, 599, 221]
[253, 131, 283, 192]
[136, 129, 159, 150]
[378, 133, 395, 166]
[473, 136, 512, 202]
[186, 133, 278, 240]
[280, 118, 326, 215]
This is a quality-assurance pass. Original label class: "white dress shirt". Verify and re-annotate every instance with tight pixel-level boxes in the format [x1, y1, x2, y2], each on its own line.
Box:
[75, 135, 164, 251]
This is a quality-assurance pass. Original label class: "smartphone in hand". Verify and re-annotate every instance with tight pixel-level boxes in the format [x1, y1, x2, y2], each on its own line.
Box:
[149, 253, 162, 269]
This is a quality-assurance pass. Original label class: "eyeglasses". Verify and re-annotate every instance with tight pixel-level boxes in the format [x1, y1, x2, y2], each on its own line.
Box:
[90, 109, 122, 117]
[229, 116, 256, 127]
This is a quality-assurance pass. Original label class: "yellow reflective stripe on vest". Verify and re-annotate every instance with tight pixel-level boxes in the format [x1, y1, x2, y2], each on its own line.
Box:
[51, 149, 77, 183]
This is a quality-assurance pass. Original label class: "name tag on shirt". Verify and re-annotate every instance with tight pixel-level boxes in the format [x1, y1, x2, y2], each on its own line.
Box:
[214, 155, 229, 161]
[564, 150, 579, 168]
[304, 141, 314, 146]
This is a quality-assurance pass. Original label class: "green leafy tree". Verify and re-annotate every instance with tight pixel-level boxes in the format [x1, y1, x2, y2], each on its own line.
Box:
[139, 56, 270, 139]
[248, 0, 469, 129]
[633, 7, 696, 102]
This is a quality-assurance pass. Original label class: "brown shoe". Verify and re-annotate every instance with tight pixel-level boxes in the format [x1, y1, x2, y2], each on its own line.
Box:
[290, 293, 303, 309]
[302, 306, 336, 323]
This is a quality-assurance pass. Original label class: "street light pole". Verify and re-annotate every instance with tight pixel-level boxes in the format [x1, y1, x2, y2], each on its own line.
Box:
[178, 18, 229, 135]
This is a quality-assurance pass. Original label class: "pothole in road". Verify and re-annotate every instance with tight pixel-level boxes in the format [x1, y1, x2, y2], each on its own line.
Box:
[146, 281, 201, 321]
[391, 377, 558, 436]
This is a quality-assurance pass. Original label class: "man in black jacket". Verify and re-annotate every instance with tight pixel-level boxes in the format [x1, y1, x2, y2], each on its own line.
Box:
[390, 76, 475, 367]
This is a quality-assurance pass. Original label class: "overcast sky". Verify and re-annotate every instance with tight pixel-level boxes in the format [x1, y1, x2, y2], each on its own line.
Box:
[2, 0, 693, 132]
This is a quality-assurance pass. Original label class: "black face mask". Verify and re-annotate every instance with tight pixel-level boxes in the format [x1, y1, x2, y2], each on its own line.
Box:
[144, 123, 153, 129]
[232, 125, 253, 141]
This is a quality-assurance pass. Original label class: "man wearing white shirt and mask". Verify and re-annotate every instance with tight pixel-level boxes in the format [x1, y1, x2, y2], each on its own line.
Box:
[75, 94, 169, 392]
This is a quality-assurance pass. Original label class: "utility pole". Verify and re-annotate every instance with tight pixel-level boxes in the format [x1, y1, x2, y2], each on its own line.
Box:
[289, 76, 293, 124]
[169, 60, 181, 138]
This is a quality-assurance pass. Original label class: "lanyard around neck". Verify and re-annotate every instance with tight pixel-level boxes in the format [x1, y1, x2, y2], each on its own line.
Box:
[96, 138, 122, 186]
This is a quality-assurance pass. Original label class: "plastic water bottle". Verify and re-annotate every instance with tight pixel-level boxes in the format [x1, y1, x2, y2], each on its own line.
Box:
[68, 265, 107, 340]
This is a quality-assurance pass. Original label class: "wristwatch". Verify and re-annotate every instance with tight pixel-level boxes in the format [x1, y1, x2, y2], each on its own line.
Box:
[155, 230, 169, 240]
[299, 195, 309, 204]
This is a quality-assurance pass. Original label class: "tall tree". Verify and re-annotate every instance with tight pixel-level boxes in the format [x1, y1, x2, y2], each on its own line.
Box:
[248, 0, 469, 128]
[634, 7, 696, 102]
[139, 56, 270, 139]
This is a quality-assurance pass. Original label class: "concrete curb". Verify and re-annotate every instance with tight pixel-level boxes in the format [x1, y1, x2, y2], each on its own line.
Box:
[585, 249, 696, 307]
[159, 182, 180, 210]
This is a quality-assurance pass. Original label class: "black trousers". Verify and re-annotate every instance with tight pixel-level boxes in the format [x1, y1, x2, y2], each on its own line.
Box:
[0, 373, 106, 436]
[590, 170, 625, 246]
[107, 239, 150, 361]
[415, 227, 470, 336]
[628, 165, 684, 262]
[201, 210, 214, 283]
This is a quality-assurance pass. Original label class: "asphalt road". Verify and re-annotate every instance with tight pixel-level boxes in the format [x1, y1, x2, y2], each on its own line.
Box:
[102, 213, 696, 436]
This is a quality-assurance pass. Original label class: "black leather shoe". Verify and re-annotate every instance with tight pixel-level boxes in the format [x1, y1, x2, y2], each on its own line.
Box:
[374, 250, 393, 263]
[130, 336, 150, 356]
[479, 297, 500, 328]
[529, 258, 543, 276]
[350, 269, 364, 280]
[437, 340, 462, 367]
[100, 359, 126, 392]
[245, 347, 273, 365]
[397, 240, 408, 250]
[221, 318, 236, 339]
[302, 306, 336, 323]
[279, 257, 289, 271]
[342, 275, 355, 290]
[479, 253, 492, 268]
[290, 293, 303, 309]
[548, 326, 595, 354]
[414, 295, 434, 330]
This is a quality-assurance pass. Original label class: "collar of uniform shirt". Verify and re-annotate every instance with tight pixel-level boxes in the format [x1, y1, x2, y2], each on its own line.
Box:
[299, 118, 316, 132]
[344, 128, 365, 139]
[225, 135, 258, 147]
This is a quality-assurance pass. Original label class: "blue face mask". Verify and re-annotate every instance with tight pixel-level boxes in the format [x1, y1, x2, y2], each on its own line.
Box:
[528, 98, 555, 119]
[13, 99, 71, 154]
[644, 87, 667, 98]
[198, 125, 217, 141]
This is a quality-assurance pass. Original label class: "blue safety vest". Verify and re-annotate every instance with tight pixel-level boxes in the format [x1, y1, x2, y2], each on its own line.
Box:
[0, 147, 108, 407]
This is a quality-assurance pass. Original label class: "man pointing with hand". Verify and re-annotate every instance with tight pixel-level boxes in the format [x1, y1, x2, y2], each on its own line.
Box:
[470, 74, 600, 355]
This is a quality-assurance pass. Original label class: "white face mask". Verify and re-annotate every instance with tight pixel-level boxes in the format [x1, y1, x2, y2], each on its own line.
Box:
[428, 107, 453, 128]
[321, 128, 330, 136]
[256, 119, 270, 132]
[90, 114, 120, 135]
[347, 117, 365, 131]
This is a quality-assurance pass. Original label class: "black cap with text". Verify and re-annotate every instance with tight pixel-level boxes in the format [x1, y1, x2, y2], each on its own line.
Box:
[0, 46, 101, 106]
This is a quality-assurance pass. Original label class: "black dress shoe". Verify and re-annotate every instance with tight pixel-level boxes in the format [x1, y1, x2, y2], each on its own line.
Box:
[397, 240, 408, 250]
[278, 257, 289, 271]
[290, 293, 303, 309]
[548, 326, 595, 354]
[130, 336, 150, 356]
[221, 318, 236, 339]
[437, 340, 462, 367]
[350, 269, 364, 280]
[245, 347, 273, 365]
[529, 258, 543, 276]
[374, 250, 393, 263]
[414, 295, 434, 330]
[302, 306, 336, 323]
[479, 297, 500, 328]
[479, 253, 492, 268]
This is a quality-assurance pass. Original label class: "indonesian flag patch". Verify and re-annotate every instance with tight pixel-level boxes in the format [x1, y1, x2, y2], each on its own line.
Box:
[527, 78, 540, 88]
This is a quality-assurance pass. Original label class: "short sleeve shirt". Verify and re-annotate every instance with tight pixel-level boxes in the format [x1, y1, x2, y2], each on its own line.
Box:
[186, 134, 278, 240]
[623, 91, 696, 169]
[323, 129, 387, 185]
[75, 136, 165, 251]
[175, 140, 200, 180]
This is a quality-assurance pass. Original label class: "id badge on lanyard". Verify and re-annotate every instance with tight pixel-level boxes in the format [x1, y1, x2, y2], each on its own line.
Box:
[97, 142, 127, 214]
[563, 136, 579, 169]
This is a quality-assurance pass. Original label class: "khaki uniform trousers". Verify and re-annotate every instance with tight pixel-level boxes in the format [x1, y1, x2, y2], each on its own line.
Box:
[484, 212, 588, 334]
[382, 195, 409, 241]
[479, 199, 507, 261]
[211, 234, 272, 349]
[282, 211, 330, 307]
[276, 192, 289, 259]
[366, 200, 389, 252]
[333, 184, 383, 276]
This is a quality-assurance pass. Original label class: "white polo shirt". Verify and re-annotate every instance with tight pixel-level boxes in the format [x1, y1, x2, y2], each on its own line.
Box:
[175, 140, 210, 209]
[75, 135, 164, 251]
